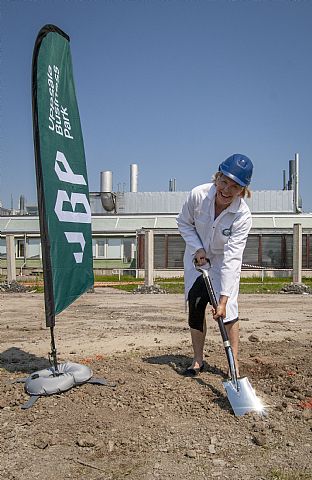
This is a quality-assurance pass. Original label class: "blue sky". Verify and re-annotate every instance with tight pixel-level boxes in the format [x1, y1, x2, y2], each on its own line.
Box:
[1, 0, 312, 211]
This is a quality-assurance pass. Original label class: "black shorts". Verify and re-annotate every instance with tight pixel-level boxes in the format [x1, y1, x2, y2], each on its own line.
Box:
[188, 275, 211, 332]
[188, 275, 238, 332]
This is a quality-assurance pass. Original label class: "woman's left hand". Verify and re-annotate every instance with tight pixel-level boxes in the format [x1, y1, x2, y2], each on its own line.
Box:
[212, 304, 227, 321]
[211, 295, 228, 321]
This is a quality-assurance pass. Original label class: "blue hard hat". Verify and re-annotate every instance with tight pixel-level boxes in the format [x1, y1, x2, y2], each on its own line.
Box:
[219, 153, 253, 187]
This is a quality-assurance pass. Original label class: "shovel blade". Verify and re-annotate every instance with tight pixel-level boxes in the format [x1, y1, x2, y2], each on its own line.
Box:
[223, 376, 264, 417]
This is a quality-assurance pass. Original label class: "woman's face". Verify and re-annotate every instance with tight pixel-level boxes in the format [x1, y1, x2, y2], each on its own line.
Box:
[215, 174, 243, 208]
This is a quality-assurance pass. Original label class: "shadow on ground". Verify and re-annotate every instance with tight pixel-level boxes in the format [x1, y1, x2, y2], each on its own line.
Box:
[0, 347, 50, 374]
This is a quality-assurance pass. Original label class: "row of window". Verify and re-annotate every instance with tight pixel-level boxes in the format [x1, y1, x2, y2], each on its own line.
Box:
[0, 237, 136, 261]
[137, 234, 312, 269]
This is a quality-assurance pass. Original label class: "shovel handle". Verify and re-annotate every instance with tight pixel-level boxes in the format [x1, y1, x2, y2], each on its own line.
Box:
[195, 265, 238, 385]
[199, 270, 230, 343]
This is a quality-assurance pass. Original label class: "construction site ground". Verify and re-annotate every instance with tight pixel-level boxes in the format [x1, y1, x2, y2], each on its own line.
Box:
[0, 288, 312, 480]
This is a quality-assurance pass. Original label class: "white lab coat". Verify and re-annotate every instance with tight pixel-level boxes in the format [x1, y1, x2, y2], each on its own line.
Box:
[176, 183, 252, 322]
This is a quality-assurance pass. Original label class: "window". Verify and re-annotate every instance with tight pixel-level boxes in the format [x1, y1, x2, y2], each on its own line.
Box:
[123, 238, 133, 263]
[107, 238, 121, 259]
[153, 234, 185, 268]
[97, 240, 105, 258]
[27, 238, 41, 258]
[17, 239, 25, 259]
[94, 238, 122, 259]
[243, 235, 259, 267]
[0, 239, 5, 258]
[285, 235, 293, 268]
[154, 235, 166, 268]
[168, 235, 185, 268]
[261, 236, 282, 267]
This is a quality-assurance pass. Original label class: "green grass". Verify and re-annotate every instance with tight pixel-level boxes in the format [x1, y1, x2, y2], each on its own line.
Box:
[31, 285, 44, 293]
[155, 276, 184, 283]
[112, 284, 140, 292]
[94, 274, 138, 282]
[239, 277, 312, 294]
[104, 276, 312, 294]
[239, 282, 288, 294]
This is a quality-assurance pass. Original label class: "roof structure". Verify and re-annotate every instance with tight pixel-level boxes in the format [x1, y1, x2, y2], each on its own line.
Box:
[1, 212, 312, 236]
[90, 189, 295, 215]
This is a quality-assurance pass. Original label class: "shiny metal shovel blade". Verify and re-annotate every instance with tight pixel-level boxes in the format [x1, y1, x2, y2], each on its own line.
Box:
[223, 376, 265, 417]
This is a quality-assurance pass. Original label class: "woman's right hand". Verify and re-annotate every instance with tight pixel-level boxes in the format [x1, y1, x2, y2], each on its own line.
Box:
[194, 248, 208, 266]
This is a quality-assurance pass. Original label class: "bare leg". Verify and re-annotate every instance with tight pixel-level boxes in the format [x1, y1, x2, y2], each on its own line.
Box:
[189, 320, 206, 369]
[225, 321, 240, 377]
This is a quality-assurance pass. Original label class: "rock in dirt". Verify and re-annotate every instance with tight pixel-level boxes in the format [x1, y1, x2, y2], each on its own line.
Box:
[212, 459, 226, 467]
[252, 433, 267, 446]
[0, 281, 32, 293]
[133, 284, 167, 294]
[34, 436, 49, 449]
[280, 283, 312, 294]
[248, 334, 260, 343]
[108, 440, 115, 452]
[208, 444, 216, 454]
[302, 409, 312, 420]
[77, 435, 96, 448]
[185, 449, 197, 458]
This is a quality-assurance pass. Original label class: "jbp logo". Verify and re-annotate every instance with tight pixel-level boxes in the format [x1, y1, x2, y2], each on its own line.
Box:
[54, 150, 91, 263]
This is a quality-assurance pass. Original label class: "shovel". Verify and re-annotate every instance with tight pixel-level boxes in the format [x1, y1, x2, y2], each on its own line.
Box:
[196, 266, 265, 416]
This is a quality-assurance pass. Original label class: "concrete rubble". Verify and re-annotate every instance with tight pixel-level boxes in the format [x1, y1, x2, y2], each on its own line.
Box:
[0, 281, 32, 293]
[280, 282, 312, 294]
[133, 284, 167, 294]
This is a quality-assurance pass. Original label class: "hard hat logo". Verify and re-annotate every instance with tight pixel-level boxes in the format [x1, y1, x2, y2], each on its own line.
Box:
[219, 153, 253, 187]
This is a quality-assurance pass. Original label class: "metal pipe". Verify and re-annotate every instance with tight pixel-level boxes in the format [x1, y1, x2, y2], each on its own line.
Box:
[282, 170, 286, 190]
[169, 178, 177, 192]
[100, 171, 115, 212]
[130, 164, 138, 192]
[100, 171, 113, 193]
[288, 159, 295, 191]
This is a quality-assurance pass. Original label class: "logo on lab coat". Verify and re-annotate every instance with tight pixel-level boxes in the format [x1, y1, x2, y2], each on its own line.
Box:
[222, 228, 232, 237]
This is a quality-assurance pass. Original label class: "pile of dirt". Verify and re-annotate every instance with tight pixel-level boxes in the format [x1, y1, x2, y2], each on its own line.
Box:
[0, 280, 33, 293]
[280, 282, 312, 294]
[133, 284, 167, 294]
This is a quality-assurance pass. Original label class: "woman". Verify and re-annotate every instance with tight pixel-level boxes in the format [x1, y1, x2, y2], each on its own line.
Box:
[177, 153, 253, 377]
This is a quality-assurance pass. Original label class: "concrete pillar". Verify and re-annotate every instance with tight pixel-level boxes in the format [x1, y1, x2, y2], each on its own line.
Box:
[144, 229, 154, 286]
[6, 235, 16, 282]
[293, 223, 302, 283]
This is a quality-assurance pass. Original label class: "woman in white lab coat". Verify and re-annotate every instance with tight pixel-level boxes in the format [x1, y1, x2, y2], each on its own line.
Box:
[177, 153, 253, 377]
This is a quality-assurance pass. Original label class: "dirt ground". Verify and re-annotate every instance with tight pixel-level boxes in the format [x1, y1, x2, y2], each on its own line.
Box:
[0, 288, 312, 480]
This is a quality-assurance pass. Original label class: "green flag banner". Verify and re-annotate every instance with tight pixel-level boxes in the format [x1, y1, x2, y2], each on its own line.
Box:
[32, 25, 94, 326]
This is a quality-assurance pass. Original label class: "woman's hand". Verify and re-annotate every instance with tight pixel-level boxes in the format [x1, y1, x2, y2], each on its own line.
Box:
[212, 295, 228, 321]
[194, 248, 208, 266]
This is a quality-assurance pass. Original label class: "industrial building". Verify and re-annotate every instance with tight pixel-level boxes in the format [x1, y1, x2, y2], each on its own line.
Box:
[1, 157, 312, 277]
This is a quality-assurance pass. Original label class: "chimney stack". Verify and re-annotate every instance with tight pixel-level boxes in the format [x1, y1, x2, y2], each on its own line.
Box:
[130, 164, 138, 192]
